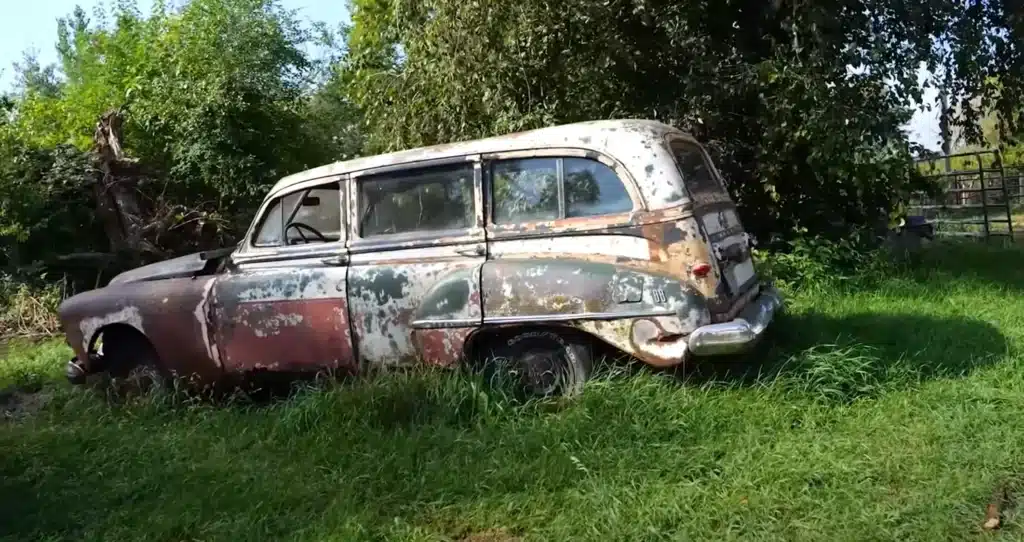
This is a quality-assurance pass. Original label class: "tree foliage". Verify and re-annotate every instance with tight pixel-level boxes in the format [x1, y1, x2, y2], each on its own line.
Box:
[2, 0, 1022, 281]
[342, 0, 1024, 238]
[0, 0, 358, 275]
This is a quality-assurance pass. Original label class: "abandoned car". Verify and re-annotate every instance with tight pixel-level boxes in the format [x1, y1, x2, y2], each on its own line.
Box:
[58, 119, 783, 396]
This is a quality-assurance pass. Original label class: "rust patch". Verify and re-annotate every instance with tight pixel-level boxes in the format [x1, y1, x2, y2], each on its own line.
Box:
[413, 328, 474, 367]
[215, 298, 355, 373]
[575, 315, 692, 368]
[59, 277, 228, 384]
[627, 317, 688, 367]
[350, 261, 481, 367]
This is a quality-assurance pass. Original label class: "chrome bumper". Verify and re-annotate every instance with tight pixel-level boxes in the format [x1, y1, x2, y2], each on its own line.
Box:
[66, 357, 88, 384]
[687, 286, 784, 356]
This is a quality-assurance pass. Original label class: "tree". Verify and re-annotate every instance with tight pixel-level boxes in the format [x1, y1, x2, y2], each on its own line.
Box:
[1, 0, 361, 272]
[341, 0, 1024, 240]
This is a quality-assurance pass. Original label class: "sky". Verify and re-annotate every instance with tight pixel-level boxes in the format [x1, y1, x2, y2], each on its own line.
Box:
[0, 0, 944, 151]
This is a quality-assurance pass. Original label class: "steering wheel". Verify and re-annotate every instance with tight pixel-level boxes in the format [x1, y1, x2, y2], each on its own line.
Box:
[285, 222, 328, 245]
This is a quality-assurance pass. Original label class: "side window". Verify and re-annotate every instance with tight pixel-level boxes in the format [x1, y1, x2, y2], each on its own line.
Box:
[671, 141, 724, 197]
[490, 156, 633, 224]
[564, 158, 633, 218]
[491, 158, 559, 224]
[359, 164, 475, 237]
[283, 186, 343, 244]
[253, 198, 284, 247]
[251, 182, 343, 247]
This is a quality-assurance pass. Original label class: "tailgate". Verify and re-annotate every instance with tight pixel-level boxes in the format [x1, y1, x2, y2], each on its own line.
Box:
[668, 138, 758, 300]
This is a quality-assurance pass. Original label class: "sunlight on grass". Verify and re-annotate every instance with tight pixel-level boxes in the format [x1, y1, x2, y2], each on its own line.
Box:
[3, 241, 1024, 541]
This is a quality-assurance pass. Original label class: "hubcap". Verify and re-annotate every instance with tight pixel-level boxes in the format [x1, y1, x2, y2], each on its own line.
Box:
[509, 348, 565, 397]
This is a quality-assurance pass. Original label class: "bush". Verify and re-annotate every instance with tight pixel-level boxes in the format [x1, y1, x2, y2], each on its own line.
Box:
[754, 228, 901, 292]
[0, 274, 66, 338]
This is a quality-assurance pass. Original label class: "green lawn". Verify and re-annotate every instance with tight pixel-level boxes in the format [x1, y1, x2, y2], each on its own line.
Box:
[4, 242, 1024, 541]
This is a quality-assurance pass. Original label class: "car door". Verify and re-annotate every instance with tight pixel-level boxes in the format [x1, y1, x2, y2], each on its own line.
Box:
[346, 158, 486, 367]
[211, 176, 356, 374]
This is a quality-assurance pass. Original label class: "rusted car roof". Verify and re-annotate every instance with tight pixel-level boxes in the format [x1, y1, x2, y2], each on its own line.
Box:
[268, 119, 699, 211]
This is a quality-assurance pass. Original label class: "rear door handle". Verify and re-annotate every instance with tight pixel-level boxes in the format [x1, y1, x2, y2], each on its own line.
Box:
[321, 255, 349, 266]
[456, 245, 485, 257]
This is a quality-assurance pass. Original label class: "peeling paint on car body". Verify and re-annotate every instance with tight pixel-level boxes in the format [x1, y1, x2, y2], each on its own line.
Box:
[213, 262, 355, 374]
[56, 118, 782, 388]
[78, 306, 145, 353]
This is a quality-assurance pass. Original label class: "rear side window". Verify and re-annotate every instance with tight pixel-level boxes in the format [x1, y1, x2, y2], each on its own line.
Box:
[252, 182, 343, 247]
[491, 158, 560, 224]
[671, 141, 725, 199]
[491, 156, 633, 225]
[564, 158, 633, 218]
[358, 164, 475, 237]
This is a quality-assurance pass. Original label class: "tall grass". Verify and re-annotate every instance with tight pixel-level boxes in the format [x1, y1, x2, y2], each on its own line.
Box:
[3, 240, 1024, 541]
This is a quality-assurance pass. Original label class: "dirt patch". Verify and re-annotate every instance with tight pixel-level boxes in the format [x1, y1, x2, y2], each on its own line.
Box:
[983, 477, 1024, 531]
[0, 385, 50, 421]
[459, 529, 522, 542]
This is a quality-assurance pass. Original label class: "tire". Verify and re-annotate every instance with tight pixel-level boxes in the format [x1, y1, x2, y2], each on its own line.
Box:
[101, 328, 168, 393]
[481, 329, 593, 398]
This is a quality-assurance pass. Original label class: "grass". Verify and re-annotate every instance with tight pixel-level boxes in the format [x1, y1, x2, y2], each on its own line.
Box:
[4, 241, 1024, 541]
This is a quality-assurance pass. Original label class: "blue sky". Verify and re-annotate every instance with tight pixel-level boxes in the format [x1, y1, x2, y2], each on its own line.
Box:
[0, 0, 943, 151]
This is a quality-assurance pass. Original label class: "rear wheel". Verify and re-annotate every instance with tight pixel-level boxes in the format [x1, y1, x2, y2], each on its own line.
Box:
[480, 329, 593, 398]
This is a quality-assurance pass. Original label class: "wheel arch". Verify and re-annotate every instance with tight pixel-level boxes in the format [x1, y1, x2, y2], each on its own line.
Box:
[88, 322, 163, 376]
[88, 322, 148, 354]
[463, 323, 613, 366]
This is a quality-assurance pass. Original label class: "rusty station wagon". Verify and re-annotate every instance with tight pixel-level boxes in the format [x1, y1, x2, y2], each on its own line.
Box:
[58, 119, 783, 396]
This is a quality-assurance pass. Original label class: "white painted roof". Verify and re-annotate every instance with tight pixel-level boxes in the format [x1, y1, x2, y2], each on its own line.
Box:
[267, 119, 698, 210]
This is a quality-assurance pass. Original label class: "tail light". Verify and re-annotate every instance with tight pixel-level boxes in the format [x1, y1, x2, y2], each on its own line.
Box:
[691, 262, 712, 278]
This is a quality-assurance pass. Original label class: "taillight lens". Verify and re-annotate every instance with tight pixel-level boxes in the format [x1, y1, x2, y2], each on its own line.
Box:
[691, 262, 712, 278]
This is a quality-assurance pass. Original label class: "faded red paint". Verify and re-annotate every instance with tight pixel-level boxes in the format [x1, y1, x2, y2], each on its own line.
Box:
[214, 298, 355, 373]
[413, 328, 474, 367]
[58, 277, 224, 384]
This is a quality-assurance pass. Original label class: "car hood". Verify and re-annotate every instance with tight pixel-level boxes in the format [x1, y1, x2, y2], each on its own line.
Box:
[108, 247, 235, 286]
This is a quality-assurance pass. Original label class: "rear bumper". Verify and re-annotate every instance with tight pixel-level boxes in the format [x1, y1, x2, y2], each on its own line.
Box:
[687, 285, 783, 356]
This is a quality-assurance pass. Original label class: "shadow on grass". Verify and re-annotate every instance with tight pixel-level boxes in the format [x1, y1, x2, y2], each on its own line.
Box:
[911, 239, 1024, 290]
[684, 310, 1008, 396]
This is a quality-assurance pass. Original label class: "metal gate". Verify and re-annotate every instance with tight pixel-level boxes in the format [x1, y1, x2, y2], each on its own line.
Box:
[909, 150, 1018, 241]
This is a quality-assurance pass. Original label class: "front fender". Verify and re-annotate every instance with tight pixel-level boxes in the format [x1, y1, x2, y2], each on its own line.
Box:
[59, 288, 147, 357]
[58, 277, 224, 383]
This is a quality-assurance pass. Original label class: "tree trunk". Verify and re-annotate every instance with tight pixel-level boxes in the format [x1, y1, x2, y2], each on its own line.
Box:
[91, 109, 162, 263]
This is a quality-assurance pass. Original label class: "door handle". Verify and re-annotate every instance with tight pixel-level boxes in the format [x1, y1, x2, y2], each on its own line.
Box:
[456, 245, 485, 257]
[321, 255, 349, 266]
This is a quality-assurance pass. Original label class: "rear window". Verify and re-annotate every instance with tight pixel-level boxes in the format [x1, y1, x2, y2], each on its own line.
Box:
[670, 140, 726, 202]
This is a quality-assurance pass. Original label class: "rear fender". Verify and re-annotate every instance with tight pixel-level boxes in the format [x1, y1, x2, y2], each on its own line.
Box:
[480, 258, 710, 366]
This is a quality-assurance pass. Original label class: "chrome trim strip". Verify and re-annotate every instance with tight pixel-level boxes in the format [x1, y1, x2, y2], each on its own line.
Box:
[483, 309, 677, 325]
[410, 318, 481, 330]
[410, 309, 679, 329]
[232, 248, 343, 266]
